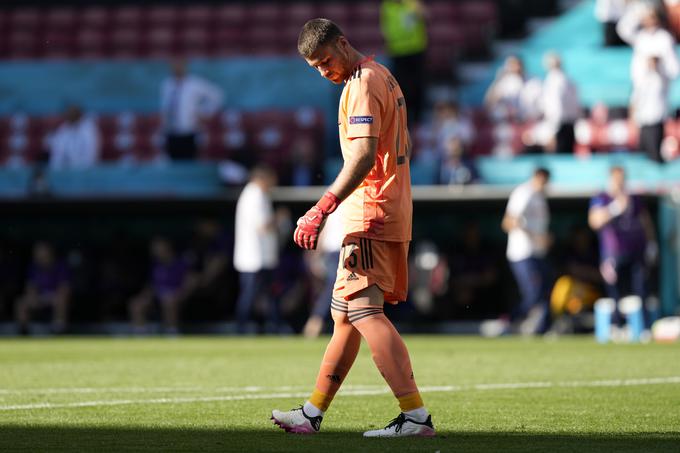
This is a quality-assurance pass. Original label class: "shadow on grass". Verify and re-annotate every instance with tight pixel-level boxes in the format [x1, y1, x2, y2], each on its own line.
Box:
[0, 426, 678, 453]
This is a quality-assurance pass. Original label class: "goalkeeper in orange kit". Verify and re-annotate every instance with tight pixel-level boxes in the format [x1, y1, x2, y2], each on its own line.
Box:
[270, 18, 434, 438]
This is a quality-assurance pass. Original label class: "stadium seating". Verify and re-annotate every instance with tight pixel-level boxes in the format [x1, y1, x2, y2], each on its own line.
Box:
[0, 108, 325, 167]
[0, 1, 498, 73]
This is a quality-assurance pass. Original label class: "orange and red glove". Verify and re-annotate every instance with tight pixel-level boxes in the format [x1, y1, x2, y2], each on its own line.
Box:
[294, 191, 340, 250]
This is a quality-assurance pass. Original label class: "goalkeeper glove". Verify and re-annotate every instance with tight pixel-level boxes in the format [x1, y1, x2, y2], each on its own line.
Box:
[294, 191, 340, 250]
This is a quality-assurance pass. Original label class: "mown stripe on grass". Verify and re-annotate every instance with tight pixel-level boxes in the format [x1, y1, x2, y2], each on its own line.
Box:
[0, 376, 678, 411]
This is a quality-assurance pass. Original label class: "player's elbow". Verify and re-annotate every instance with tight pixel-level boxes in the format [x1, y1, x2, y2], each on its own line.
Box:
[356, 152, 376, 175]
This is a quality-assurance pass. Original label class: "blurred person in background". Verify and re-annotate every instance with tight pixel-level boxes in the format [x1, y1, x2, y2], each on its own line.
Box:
[272, 18, 434, 438]
[48, 105, 100, 170]
[302, 212, 344, 338]
[438, 136, 480, 185]
[560, 226, 603, 290]
[445, 222, 500, 320]
[96, 231, 146, 323]
[233, 165, 280, 334]
[434, 101, 475, 152]
[539, 52, 581, 153]
[380, 0, 428, 125]
[595, 0, 629, 46]
[629, 56, 670, 162]
[160, 58, 223, 160]
[588, 166, 657, 328]
[284, 136, 323, 186]
[502, 168, 552, 335]
[484, 55, 532, 121]
[183, 218, 231, 310]
[15, 241, 71, 335]
[549, 225, 603, 334]
[128, 236, 191, 335]
[617, 3, 679, 85]
[413, 100, 475, 167]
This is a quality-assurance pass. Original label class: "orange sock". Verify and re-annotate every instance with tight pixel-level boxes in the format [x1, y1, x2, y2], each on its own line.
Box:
[309, 299, 361, 412]
[349, 305, 423, 411]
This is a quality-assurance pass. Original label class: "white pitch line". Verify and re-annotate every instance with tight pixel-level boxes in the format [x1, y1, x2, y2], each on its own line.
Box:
[0, 385, 310, 395]
[0, 376, 678, 412]
[0, 384, 410, 396]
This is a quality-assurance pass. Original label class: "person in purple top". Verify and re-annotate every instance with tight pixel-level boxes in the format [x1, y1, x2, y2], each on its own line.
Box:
[15, 241, 71, 335]
[128, 237, 191, 335]
[588, 166, 657, 326]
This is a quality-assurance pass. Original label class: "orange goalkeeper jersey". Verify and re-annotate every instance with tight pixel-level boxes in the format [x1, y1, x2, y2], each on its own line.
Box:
[337, 57, 413, 242]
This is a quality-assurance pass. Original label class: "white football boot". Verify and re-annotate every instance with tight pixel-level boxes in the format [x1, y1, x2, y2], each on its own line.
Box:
[363, 412, 435, 438]
[271, 406, 322, 434]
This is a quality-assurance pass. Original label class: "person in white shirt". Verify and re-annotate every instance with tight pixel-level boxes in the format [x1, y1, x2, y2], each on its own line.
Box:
[302, 211, 344, 338]
[233, 165, 279, 333]
[595, 0, 628, 46]
[617, 4, 680, 85]
[48, 105, 100, 170]
[501, 168, 552, 334]
[540, 52, 581, 153]
[485, 55, 527, 121]
[630, 56, 669, 161]
[160, 58, 224, 160]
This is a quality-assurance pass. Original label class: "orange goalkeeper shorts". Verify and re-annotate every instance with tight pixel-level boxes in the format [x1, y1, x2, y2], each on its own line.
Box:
[333, 235, 409, 303]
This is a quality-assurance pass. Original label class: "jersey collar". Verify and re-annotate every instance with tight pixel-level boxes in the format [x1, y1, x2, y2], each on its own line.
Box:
[345, 55, 375, 83]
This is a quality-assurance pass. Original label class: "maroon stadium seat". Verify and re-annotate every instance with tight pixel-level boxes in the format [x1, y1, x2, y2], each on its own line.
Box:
[42, 31, 76, 59]
[248, 27, 284, 55]
[97, 115, 119, 137]
[183, 5, 214, 27]
[9, 8, 42, 30]
[21, 117, 48, 162]
[132, 130, 163, 162]
[245, 110, 294, 166]
[293, 107, 324, 146]
[110, 27, 143, 58]
[135, 114, 161, 135]
[215, 4, 249, 27]
[286, 3, 318, 27]
[346, 25, 384, 55]
[8, 31, 39, 59]
[45, 8, 78, 31]
[80, 6, 110, 30]
[213, 29, 247, 56]
[427, 2, 462, 21]
[0, 117, 10, 163]
[178, 28, 211, 57]
[428, 22, 467, 48]
[250, 3, 283, 25]
[112, 6, 144, 28]
[347, 2, 380, 26]
[99, 129, 120, 162]
[318, 3, 351, 27]
[198, 127, 229, 161]
[460, 0, 497, 25]
[76, 29, 107, 59]
[281, 25, 304, 54]
[147, 5, 179, 28]
[145, 27, 176, 58]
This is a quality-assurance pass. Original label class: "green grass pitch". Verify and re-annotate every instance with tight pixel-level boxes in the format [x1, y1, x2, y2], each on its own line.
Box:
[0, 336, 679, 452]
